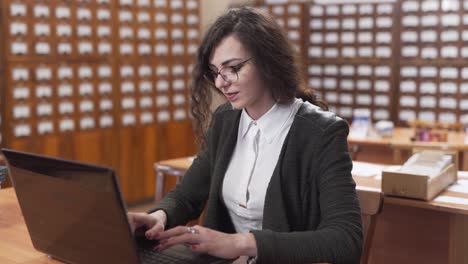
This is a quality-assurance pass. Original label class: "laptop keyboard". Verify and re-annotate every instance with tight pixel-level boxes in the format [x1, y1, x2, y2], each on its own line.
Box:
[138, 247, 190, 264]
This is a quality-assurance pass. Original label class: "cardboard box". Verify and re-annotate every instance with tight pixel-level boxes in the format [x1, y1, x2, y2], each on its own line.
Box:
[382, 152, 457, 201]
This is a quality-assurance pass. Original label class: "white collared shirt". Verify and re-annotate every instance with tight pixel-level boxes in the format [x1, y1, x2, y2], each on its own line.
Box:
[222, 98, 302, 233]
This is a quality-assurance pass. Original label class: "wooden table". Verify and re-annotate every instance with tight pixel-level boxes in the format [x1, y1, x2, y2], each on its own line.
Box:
[0, 188, 61, 263]
[348, 127, 468, 170]
[154, 157, 468, 264]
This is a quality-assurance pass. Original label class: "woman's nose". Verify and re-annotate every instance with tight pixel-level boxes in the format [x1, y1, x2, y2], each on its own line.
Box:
[215, 74, 230, 89]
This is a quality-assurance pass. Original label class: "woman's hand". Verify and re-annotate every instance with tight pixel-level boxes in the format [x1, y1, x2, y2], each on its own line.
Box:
[155, 225, 257, 260]
[127, 210, 167, 239]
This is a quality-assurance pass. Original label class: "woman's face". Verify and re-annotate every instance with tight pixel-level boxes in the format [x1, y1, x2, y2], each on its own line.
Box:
[209, 35, 274, 118]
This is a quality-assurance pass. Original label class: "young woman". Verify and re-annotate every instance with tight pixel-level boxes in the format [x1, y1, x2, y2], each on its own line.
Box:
[128, 7, 362, 264]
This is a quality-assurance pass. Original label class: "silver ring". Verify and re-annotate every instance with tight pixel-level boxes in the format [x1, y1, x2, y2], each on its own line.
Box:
[186, 226, 199, 234]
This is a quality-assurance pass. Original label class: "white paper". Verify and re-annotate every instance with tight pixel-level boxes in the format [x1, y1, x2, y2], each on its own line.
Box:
[326, 5, 339, 16]
[420, 82, 437, 94]
[171, 28, 184, 40]
[59, 119, 74, 132]
[462, 68, 468, 79]
[342, 47, 355, 58]
[155, 13, 167, 23]
[324, 65, 337, 75]
[187, 29, 199, 40]
[14, 124, 31, 137]
[79, 83, 93, 95]
[120, 0, 132, 6]
[439, 97, 457, 109]
[442, 14, 460, 27]
[100, 116, 113, 128]
[137, 28, 151, 39]
[119, 11, 132, 22]
[77, 8, 92, 20]
[120, 43, 133, 55]
[172, 65, 185, 76]
[158, 111, 170, 122]
[77, 25, 92, 37]
[420, 66, 437, 77]
[139, 81, 152, 93]
[440, 67, 458, 79]
[13, 87, 29, 99]
[339, 93, 353, 104]
[187, 14, 199, 25]
[341, 19, 356, 30]
[358, 32, 372, 43]
[122, 98, 136, 109]
[377, 17, 392, 28]
[399, 110, 416, 121]
[402, 46, 418, 57]
[400, 81, 416, 92]
[36, 85, 52, 97]
[375, 66, 390, 76]
[441, 46, 458, 58]
[59, 101, 74, 114]
[403, 15, 419, 27]
[377, 4, 393, 14]
[358, 47, 372, 57]
[155, 44, 168, 55]
[13, 105, 30, 119]
[309, 19, 322, 29]
[421, 15, 438, 27]
[172, 44, 184, 55]
[170, 0, 183, 9]
[325, 19, 339, 29]
[375, 80, 390, 92]
[156, 66, 169, 76]
[80, 117, 95, 129]
[57, 24, 72, 37]
[309, 5, 323, 16]
[98, 43, 111, 54]
[157, 80, 169, 91]
[340, 79, 353, 90]
[78, 42, 93, 54]
[97, 9, 111, 21]
[58, 84, 73, 97]
[140, 97, 153, 108]
[374, 95, 389, 106]
[10, 3, 27, 17]
[358, 65, 372, 76]
[173, 109, 187, 121]
[357, 95, 371, 105]
[418, 111, 435, 121]
[10, 22, 27, 35]
[402, 31, 418, 42]
[439, 112, 456, 122]
[58, 67, 73, 79]
[359, 17, 373, 28]
[97, 26, 111, 37]
[439, 83, 457, 94]
[34, 5, 49, 18]
[420, 96, 436, 108]
[37, 122, 53, 134]
[342, 32, 355, 43]
[36, 67, 52, 80]
[325, 92, 337, 103]
[80, 100, 94, 112]
[121, 82, 135, 93]
[340, 65, 354, 76]
[187, 0, 198, 10]
[441, 30, 459, 42]
[35, 42, 51, 55]
[422, 1, 439, 12]
[11, 42, 27, 55]
[376, 32, 391, 43]
[138, 44, 151, 55]
[357, 80, 371, 90]
[421, 30, 437, 42]
[37, 103, 53, 116]
[434, 196, 468, 205]
[173, 79, 185, 90]
[288, 4, 301, 14]
[12, 68, 29, 81]
[421, 47, 438, 59]
[99, 83, 112, 94]
[140, 112, 154, 124]
[156, 96, 169, 107]
[342, 5, 356, 15]
[173, 94, 186, 105]
[308, 65, 321, 75]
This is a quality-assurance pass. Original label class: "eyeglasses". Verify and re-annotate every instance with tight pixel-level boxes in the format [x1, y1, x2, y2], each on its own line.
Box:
[204, 58, 252, 85]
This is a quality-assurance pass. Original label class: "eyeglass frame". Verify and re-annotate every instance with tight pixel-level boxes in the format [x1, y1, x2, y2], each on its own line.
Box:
[203, 57, 253, 85]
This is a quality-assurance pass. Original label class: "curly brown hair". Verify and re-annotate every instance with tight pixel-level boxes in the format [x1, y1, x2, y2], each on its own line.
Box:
[190, 6, 327, 148]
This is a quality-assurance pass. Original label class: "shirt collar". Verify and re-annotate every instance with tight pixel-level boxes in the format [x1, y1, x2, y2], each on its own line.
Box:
[239, 99, 300, 144]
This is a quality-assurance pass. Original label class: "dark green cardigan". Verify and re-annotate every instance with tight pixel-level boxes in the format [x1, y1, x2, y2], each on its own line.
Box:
[151, 101, 362, 264]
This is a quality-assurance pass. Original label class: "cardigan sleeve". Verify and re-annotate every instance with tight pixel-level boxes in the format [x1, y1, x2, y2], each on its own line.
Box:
[251, 119, 363, 264]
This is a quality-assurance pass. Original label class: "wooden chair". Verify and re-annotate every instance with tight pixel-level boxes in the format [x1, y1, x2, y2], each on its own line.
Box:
[357, 188, 384, 264]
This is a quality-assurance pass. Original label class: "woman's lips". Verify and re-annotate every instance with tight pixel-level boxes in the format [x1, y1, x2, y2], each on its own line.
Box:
[224, 92, 239, 101]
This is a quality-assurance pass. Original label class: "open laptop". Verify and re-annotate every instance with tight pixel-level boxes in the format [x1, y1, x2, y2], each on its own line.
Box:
[2, 149, 231, 264]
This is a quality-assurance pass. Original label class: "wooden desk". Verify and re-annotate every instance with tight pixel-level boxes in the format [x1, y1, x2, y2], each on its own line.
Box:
[349, 127, 468, 170]
[0, 188, 62, 263]
[154, 157, 468, 264]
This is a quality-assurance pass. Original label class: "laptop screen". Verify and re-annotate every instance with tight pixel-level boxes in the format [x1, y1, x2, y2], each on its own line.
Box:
[2, 149, 141, 264]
